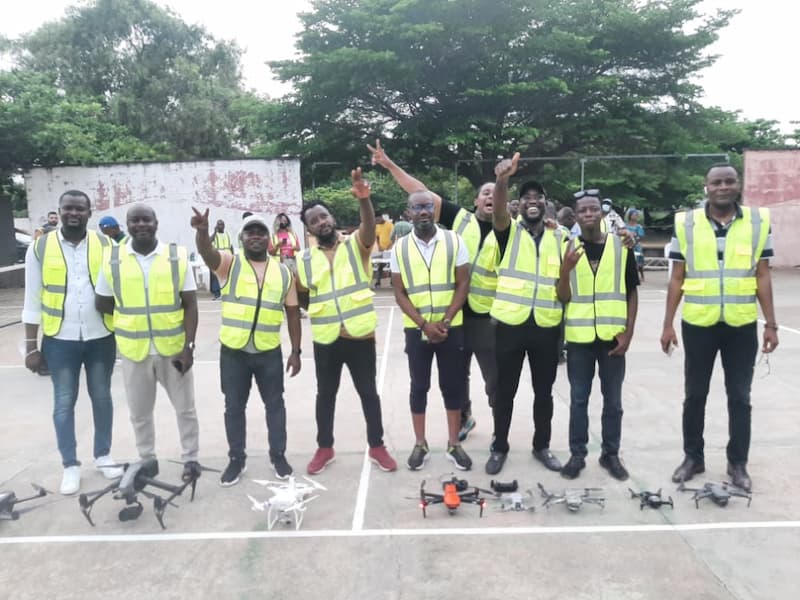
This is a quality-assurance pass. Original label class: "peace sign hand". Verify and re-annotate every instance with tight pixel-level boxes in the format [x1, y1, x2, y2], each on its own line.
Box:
[561, 238, 584, 274]
[191, 207, 210, 231]
[366, 139, 391, 169]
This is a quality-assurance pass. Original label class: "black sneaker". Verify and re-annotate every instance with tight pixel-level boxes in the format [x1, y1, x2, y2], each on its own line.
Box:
[219, 458, 246, 487]
[561, 455, 586, 480]
[485, 451, 507, 475]
[447, 444, 472, 471]
[272, 454, 293, 480]
[532, 448, 563, 472]
[407, 443, 430, 470]
[599, 454, 629, 481]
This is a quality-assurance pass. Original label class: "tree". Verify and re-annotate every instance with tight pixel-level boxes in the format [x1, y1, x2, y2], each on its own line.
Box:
[270, 0, 738, 190]
[18, 0, 247, 158]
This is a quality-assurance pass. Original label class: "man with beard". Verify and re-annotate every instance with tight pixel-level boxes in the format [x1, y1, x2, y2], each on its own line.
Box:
[557, 190, 639, 481]
[95, 204, 201, 482]
[368, 140, 497, 443]
[483, 154, 567, 475]
[391, 190, 472, 470]
[23, 190, 122, 495]
[297, 168, 397, 475]
[209, 219, 233, 300]
[661, 164, 777, 492]
[192, 210, 302, 485]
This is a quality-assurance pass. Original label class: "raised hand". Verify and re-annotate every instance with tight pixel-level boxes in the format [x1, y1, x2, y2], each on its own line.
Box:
[495, 152, 520, 180]
[190, 207, 210, 230]
[351, 167, 371, 200]
[366, 139, 391, 169]
[561, 238, 584, 274]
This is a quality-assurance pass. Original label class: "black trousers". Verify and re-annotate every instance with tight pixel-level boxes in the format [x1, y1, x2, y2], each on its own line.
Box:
[681, 321, 758, 465]
[462, 316, 498, 418]
[313, 337, 385, 448]
[492, 317, 561, 454]
[404, 326, 466, 413]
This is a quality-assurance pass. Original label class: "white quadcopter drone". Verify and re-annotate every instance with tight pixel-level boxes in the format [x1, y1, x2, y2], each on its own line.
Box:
[248, 475, 327, 531]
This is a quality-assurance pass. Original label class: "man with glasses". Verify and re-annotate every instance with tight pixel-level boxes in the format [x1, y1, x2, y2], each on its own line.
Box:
[661, 164, 778, 492]
[484, 153, 567, 475]
[557, 188, 640, 481]
[391, 190, 472, 471]
[369, 140, 497, 443]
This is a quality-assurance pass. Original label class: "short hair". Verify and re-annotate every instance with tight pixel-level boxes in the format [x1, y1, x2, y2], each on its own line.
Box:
[706, 162, 737, 177]
[300, 200, 333, 225]
[518, 180, 546, 199]
[242, 211, 253, 219]
[47, 210, 58, 217]
[58, 190, 91, 209]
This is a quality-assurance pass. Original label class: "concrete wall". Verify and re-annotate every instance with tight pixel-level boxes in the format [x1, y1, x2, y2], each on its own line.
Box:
[743, 150, 800, 268]
[24, 159, 304, 252]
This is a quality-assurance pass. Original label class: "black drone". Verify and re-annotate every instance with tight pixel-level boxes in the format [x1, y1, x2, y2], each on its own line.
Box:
[628, 488, 674, 510]
[0, 484, 49, 521]
[78, 458, 217, 529]
[677, 481, 752, 508]
[538, 483, 605, 512]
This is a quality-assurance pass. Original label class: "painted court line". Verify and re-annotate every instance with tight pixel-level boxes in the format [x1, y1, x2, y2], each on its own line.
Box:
[351, 306, 395, 531]
[2, 520, 799, 545]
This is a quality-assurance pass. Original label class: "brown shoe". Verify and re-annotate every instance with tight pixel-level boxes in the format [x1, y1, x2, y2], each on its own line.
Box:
[727, 463, 752, 492]
[671, 456, 705, 483]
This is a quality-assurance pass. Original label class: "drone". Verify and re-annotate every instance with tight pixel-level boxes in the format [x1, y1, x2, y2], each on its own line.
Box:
[677, 481, 752, 508]
[629, 488, 674, 510]
[78, 458, 216, 529]
[492, 490, 536, 513]
[418, 477, 490, 518]
[0, 484, 49, 521]
[538, 483, 605, 512]
[248, 475, 327, 531]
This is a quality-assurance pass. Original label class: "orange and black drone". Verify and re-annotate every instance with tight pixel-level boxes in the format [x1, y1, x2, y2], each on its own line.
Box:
[418, 477, 491, 518]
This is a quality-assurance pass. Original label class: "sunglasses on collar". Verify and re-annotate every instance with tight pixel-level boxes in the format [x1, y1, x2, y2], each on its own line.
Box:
[573, 189, 601, 199]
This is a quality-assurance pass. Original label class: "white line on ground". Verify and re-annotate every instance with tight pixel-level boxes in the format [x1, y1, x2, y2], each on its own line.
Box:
[2, 521, 798, 545]
[351, 306, 395, 531]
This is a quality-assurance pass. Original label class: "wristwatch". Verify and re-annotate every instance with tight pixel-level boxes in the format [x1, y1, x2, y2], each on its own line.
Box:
[442, 318, 451, 329]
[186, 341, 196, 351]
[291, 348, 302, 355]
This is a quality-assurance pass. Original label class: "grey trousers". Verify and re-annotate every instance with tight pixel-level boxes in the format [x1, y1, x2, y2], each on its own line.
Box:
[121, 355, 200, 462]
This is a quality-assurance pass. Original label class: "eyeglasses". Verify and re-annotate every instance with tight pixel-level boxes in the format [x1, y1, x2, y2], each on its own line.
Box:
[409, 203, 434, 213]
[573, 189, 600, 200]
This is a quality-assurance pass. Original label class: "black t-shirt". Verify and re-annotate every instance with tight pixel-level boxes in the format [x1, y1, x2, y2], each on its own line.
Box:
[439, 201, 492, 319]
[579, 236, 640, 296]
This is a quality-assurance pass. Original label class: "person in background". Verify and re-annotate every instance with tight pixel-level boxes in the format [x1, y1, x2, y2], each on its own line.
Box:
[601, 198, 625, 233]
[98, 215, 127, 244]
[558, 206, 580, 238]
[625, 208, 646, 283]
[34, 211, 59, 240]
[391, 211, 413, 243]
[270, 213, 301, 270]
[373, 213, 394, 287]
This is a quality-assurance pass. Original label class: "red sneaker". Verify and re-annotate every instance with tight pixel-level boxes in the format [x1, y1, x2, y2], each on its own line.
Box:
[307, 447, 335, 475]
[368, 445, 397, 472]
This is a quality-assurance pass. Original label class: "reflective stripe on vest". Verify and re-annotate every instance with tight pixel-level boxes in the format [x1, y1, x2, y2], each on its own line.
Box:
[213, 232, 232, 250]
[397, 229, 463, 328]
[490, 222, 564, 327]
[676, 206, 768, 326]
[35, 230, 112, 336]
[106, 243, 187, 360]
[452, 209, 498, 314]
[564, 234, 627, 342]
[219, 255, 289, 351]
[297, 235, 376, 344]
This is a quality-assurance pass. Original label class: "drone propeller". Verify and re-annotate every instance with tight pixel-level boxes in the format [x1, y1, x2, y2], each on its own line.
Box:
[301, 475, 327, 491]
[247, 494, 267, 511]
[252, 479, 286, 487]
[166, 459, 221, 473]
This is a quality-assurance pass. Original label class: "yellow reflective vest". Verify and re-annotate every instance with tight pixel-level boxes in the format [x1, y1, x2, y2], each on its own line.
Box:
[490, 222, 565, 327]
[34, 230, 113, 336]
[675, 206, 768, 327]
[213, 232, 232, 251]
[564, 234, 628, 343]
[297, 234, 376, 344]
[395, 228, 464, 328]
[103, 243, 188, 361]
[452, 208, 497, 314]
[219, 255, 290, 351]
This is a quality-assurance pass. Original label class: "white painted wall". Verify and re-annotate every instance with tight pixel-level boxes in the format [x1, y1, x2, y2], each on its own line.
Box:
[24, 159, 305, 253]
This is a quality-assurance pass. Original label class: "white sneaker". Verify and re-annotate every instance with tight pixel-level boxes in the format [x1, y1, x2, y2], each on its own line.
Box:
[60, 466, 81, 495]
[94, 455, 124, 479]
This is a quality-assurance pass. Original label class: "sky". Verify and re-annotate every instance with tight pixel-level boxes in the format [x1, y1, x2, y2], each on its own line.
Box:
[1, 0, 797, 132]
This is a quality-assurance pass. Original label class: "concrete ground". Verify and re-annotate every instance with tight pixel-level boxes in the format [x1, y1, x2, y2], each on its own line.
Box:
[1, 269, 798, 599]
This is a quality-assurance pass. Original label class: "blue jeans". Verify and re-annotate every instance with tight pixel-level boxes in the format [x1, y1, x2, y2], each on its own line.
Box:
[220, 344, 287, 460]
[567, 340, 625, 457]
[41, 335, 117, 467]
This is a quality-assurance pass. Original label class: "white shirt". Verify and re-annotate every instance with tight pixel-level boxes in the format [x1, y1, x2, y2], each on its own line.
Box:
[95, 240, 197, 354]
[22, 230, 111, 341]
[389, 225, 469, 272]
